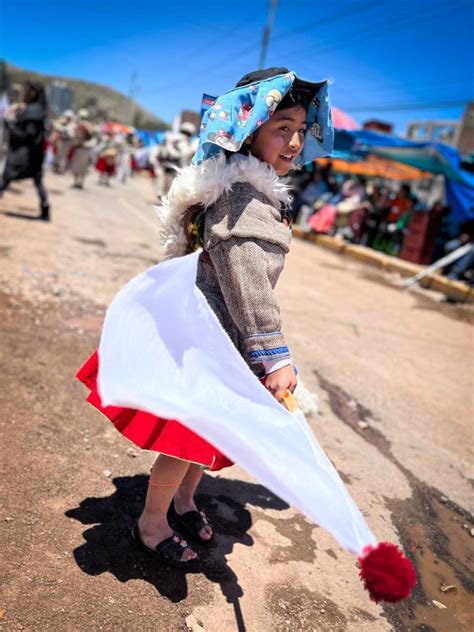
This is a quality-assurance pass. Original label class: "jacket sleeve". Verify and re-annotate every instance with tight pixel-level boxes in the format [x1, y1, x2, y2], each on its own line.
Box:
[7, 120, 41, 145]
[205, 184, 292, 368]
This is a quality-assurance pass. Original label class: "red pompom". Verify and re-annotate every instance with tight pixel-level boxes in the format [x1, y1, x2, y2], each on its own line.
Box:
[358, 542, 417, 603]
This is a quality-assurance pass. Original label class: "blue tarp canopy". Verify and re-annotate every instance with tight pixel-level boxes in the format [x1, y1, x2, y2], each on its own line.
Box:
[136, 129, 165, 146]
[334, 129, 474, 187]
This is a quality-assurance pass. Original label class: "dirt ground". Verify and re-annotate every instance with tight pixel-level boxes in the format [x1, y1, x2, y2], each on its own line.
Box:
[0, 171, 473, 632]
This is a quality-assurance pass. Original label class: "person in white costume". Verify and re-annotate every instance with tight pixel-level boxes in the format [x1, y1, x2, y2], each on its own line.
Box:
[154, 122, 198, 200]
[77, 68, 415, 602]
[69, 109, 95, 189]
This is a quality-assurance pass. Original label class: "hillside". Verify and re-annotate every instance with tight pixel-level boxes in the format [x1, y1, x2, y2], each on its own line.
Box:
[4, 62, 169, 130]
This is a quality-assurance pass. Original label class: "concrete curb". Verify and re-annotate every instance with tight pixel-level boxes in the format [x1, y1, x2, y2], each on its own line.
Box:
[292, 226, 474, 304]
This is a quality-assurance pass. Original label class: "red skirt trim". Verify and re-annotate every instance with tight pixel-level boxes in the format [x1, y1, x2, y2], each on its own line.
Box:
[76, 351, 233, 471]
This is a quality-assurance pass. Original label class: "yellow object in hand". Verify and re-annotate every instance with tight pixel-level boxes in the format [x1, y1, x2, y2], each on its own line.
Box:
[281, 389, 298, 412]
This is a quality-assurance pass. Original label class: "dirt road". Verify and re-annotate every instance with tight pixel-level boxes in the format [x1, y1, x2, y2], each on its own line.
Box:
[1, 172, 473, 632]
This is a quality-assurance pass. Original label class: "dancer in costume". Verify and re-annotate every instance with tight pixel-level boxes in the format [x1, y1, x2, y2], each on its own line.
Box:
[95, 131, 117, 185]
[69, 109, 95, 189]
[79, 66, 308, 564]
[78, 68, 416, 602]
[0, 81, 50, 221]
[51, 110, 75, 175]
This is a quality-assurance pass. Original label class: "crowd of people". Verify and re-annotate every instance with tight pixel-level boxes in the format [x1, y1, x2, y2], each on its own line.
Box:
[290, 163, 421, 253]
[0, 79, 198, 223]
[288, 163, 474, 284]
[47, 111, 197, 193]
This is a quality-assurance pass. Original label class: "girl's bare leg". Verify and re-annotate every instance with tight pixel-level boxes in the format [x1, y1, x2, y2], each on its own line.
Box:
[174, 464, 213, 540]
[138, 454, 197, 561]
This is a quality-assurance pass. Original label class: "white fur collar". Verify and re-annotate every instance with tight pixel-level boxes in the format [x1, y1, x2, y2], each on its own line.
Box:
[155, 153, 291, 259]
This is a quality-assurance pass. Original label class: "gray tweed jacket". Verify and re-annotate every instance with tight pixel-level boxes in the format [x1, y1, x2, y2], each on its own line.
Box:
[196, 181, 292, 375]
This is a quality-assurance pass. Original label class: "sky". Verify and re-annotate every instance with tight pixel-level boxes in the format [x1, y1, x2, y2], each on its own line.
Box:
[1, 0, 473, 133]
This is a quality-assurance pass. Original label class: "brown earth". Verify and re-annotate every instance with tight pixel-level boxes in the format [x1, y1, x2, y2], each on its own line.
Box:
[0, 170, 473, 632]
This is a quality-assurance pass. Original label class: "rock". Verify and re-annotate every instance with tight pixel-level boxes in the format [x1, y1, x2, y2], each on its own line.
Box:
[102, 469, 112, 478]
[4, 516, 14, 523]
[320, 608, 326, 614]
[185, 614, 205, 632]
[358, 421, 369, 430]
[470, 528, 474, 537]
[126, 447, 137, 458]
[52, 287, 62, 296]
[432, 600, 447, 609]
[440, 496, 448, 503]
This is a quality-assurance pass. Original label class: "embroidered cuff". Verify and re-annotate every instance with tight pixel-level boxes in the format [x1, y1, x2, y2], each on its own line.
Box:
[244, 331, 290, 365]
[247, 346, 291, 365]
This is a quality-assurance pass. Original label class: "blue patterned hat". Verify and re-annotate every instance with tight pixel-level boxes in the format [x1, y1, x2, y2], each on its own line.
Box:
[193, 69, 333, 166]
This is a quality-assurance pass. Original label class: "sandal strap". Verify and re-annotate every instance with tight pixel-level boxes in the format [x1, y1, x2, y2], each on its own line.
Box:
[178, 509, 210, 532]
[132, 524, 192, 563]
[154, 533, 189, 561]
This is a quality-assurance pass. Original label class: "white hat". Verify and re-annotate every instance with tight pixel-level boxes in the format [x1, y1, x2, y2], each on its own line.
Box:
[179, 121, 196, 136]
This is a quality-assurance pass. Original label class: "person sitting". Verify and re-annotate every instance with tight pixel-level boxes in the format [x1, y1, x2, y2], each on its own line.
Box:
[291, 165, 328, 221]
[444, 219, 474, 284]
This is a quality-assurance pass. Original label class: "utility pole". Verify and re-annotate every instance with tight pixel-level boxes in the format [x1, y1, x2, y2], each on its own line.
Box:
[127, 70, 139, 126]
[259, 0, 278, 69]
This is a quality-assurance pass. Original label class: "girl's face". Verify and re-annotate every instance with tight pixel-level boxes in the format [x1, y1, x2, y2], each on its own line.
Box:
[248, 105, 307, 176]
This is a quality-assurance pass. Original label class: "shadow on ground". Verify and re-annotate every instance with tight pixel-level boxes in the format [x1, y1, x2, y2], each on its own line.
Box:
[0, 208, 42, 221]
[66, 474, 289, 630]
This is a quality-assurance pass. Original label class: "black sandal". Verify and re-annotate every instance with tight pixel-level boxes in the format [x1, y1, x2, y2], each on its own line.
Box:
[168, 501, 215, 545]
[131, 522, 198, 568]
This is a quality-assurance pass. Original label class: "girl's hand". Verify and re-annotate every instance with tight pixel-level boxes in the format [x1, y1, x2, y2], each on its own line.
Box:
[264, 365, 297, 401]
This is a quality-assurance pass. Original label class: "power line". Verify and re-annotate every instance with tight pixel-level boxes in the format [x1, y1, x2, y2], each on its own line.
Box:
[152, 1, 380, 94]
[201, 0, 459, 94]
[338, 79, 472, 98]
[283, 0, 467, 63]
[201, 0, 380, 84]
[271, 0, 380, 43]
[337, 82, 473, 105]
[343, 99, 469, 113]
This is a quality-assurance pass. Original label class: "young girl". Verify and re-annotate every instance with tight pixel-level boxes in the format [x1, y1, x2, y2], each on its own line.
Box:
[78, 68, 416, 603]
[78, 66, 332, 566]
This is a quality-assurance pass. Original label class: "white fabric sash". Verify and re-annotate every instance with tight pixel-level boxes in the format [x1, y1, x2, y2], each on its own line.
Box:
[98, 250, 376, 555]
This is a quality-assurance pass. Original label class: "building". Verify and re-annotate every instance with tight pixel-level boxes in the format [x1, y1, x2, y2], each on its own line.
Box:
[47, 80, 74, 115]
[454, 102, 474, 155]
[405, 102, 474, 153]
[405, 119, 459, 146]
[363, 119, 393, 134]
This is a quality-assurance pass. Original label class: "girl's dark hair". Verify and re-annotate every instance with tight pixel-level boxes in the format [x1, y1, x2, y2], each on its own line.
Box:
[24, 80, 47, 107]
[277, 88, 309, 112]
[236, 67, 320, 112]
